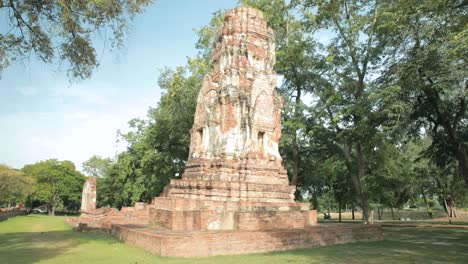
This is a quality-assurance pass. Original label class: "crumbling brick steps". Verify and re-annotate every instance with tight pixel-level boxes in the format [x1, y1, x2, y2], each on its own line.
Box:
[110, 224, 383, 257]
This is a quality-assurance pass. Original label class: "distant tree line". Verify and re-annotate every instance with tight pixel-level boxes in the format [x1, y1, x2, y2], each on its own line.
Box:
[0, 160, 85, 215]
[0, 164, 32, 208]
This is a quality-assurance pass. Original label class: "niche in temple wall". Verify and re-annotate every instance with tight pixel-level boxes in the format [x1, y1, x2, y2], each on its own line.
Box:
[253, 92, 275, 132]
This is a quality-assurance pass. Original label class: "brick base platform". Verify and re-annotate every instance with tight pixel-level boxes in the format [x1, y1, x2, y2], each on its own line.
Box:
[107, 224, 383, 257]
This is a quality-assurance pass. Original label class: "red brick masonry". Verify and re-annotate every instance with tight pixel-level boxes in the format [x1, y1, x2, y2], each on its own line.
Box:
[0, 209, 27, 221]
[108, 224, 383, 257]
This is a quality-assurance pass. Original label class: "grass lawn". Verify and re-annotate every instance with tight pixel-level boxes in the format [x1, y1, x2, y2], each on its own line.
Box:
[1, 215, 467, 264]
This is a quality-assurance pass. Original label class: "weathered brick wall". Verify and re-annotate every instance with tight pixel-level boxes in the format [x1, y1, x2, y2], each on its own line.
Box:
[111, 224, 383, 257]
[149, 204, 317, 231]
[79, 203, 150, 229]
[0, 209, 27, 221]
[235, 211, 306, 230]
[308, 210, 318, 225]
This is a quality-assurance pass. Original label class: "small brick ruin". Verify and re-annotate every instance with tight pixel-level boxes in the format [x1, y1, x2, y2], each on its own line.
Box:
[76, 6, 383, 257]
[79, 177, 150, 229]
[80, 177, 96, 213]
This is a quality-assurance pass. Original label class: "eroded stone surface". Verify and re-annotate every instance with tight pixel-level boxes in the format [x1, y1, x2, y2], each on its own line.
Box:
[80, 177, 96, 213]
[190, 7, 279, 160]
[166, 6, 294, 203]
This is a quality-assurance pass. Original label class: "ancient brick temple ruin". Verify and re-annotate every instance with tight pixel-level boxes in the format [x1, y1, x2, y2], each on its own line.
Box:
[76, 6, 383, 257]
[80, 177, 96, 213]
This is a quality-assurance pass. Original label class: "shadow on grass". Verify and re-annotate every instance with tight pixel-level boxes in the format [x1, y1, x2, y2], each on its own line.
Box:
[17, 214, 43, 218]
[2, 217, 468, 264]
[0, 230, 118, 264]
[252, 227, 468, 264]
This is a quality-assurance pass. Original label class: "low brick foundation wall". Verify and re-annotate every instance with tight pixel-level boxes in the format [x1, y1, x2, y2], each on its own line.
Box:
[0, 209, 28, 221]
[110, 224, 383, 257]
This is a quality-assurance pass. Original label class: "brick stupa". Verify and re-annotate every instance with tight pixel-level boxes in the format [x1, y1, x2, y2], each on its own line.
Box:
[149, 7, 315, 231]
[76, 7, 383, 257]
[164, 6, 293, 203]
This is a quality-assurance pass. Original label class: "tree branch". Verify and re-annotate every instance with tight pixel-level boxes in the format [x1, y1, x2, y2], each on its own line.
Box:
[361, 2, 380, 80]
[453, 92, 466, 130]
[332, 15, 362, 80]
[9, 0, 49, 47]
[326, 105, 342, 133]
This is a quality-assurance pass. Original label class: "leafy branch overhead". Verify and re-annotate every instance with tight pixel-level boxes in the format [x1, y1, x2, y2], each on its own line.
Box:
[0, 0, 152, 79]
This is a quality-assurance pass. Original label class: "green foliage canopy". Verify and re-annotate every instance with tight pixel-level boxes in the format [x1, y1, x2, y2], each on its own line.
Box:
[82, 155, 113, 178]
[22, 159, 85, 214]
[0, 164, 33, 207]
[0, 0, 152, 79]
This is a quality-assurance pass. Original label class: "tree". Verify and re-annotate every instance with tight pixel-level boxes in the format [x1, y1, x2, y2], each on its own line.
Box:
[96, 161, 124, 208]
[105, 57, 208, 207]
[368, 141, 422, 220]
[293, 0, 397, 224]
[379, 0, 468, 186]
[239, 0, 325, 197]
[96, 14, 218, 207]
[0, 0, 152, 79]
[82, 155, 113, 178]
[95, 57, 209, 208]
[0, 164, 33, 207]
[22, 159, 85, 215]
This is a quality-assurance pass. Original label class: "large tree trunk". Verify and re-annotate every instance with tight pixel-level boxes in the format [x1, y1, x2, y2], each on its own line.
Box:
[291, 141, 299, 187]
[436, 96, 468, 187]
[447, 197, 457, 218]
[312, 186, 319, 210]
[350, 143, 372, 224]
[451, 206, 458, 218]
[351, 203, 355, 220]
[455, 146, 468, 187]
[418, 64, 467, 186]
[377, 207, 383, 220]
[421, 190, 433, 218]
[461, 192, 466, 210]
[291, 87, 302, 190]
[48, 204, 56, 216]
[338, 199, 342, 222]
[444, 199, 452, 224]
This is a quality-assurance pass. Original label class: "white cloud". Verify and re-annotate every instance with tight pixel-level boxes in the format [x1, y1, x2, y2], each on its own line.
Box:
[48, 82, 112, 106]
[0, 81, 156, 173]
[16, 86, 38, 96]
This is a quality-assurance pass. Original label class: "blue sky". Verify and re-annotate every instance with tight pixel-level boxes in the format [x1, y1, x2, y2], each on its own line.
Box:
[0, 0, 238, 171]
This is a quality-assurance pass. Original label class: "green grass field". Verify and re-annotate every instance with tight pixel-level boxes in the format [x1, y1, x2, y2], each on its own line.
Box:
[1, 215, 467, 264]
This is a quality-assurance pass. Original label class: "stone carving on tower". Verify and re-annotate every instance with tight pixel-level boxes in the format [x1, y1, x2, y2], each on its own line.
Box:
[164, 7, 294, 202]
